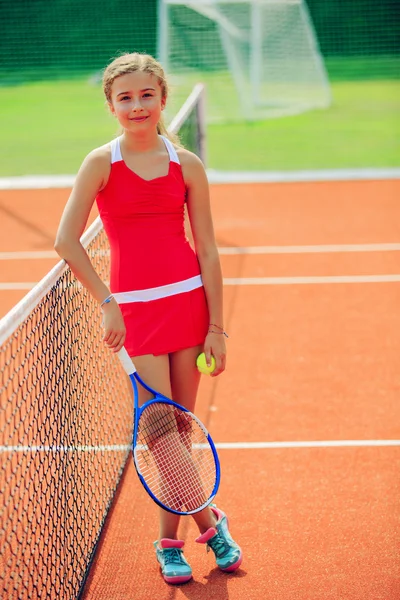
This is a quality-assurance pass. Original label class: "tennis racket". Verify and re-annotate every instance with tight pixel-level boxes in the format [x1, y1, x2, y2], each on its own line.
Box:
[118, 347, 220, 515]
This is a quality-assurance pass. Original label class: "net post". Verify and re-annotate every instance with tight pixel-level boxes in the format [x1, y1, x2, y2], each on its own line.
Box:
[196, 84, 207, 166]
[298, 0, 332, 108]
[168, 83, 207, 164]
[157, 0, 169, 70]
[250, 0, 262, 106]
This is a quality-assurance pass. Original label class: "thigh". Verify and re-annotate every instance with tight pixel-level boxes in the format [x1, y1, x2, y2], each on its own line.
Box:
[130, 353, 171, 406]
[169, 344, 203, 412]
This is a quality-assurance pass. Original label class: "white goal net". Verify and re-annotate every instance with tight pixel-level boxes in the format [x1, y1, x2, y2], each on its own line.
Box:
[159, 0, 331, 122]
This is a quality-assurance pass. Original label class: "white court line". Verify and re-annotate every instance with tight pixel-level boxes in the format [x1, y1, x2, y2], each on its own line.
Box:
[0, 175, 76, 189]
[214, 440, 400, 449]
[2, 274, 400, 291]
[1, 440, 399, 453]
[0, 282, 38, 290]
[0, 168, 399, 189]
[218, 243, 400, 255]
[1, 243, 400, 261]
[223, 275, 400, 285]
[0, 251, 58, 260]
[207, 168, 400, 184]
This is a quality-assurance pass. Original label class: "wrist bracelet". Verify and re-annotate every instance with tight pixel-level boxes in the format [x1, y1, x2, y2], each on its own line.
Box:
[209, 323, 228, 337]
[208, 328, 229, 338]
[100, 294, 114, 308]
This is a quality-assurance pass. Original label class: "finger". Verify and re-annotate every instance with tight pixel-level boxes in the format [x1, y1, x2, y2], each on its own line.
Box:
[113, 330, 126, 346]
[111, 332, 125, 348]
[103, 328, 114, 343]
[204, 346, 213, 368]
[113, 334, 126, 353]
[212, 353, 226, 377]
[105, 332, 118, 347]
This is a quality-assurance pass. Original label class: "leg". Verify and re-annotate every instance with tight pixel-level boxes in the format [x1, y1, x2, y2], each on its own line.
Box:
[169, 345, 217, 534]
[130, 353, 181, 540]
[130, 353, 171, 406]
[169, 344, 203, 412]
[170, 347, 243, 573]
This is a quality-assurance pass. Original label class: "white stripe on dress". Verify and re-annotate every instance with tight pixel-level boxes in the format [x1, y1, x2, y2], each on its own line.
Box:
[113, 275, 203, 303]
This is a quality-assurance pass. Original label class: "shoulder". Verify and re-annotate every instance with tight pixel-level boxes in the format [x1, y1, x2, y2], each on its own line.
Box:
[176, 147, 207, 187]
[82, 143, 111, 170]
[177, 146, 204, 170]
[77, 143, 112, 191]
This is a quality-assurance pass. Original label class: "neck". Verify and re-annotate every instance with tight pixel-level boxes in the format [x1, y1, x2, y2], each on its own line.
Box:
[121, 129, 161, 153]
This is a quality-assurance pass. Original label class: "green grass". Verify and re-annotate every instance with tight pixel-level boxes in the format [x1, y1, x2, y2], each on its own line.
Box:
[325, 56, 400, 81]
[208, 81, 400, 171]
[0, 79, 117, 176]
[0, 77, 398, 175]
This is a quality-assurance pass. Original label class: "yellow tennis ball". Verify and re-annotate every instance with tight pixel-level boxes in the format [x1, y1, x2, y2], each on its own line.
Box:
[196, 353, 216, 375]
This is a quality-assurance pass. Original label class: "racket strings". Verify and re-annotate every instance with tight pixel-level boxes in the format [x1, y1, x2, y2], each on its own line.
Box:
[135, 403, 216, 512]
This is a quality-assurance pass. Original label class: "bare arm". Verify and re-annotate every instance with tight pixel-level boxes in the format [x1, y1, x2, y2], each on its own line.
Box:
[55, 147, 126, 352]
[55, 147, 110, 302]
[181, 149, 226, 376]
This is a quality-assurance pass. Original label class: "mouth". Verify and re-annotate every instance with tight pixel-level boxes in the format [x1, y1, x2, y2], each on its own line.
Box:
[129, 116, 148, 123]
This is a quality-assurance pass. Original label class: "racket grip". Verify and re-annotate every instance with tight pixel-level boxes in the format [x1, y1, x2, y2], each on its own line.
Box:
[117, 347, 137, 375]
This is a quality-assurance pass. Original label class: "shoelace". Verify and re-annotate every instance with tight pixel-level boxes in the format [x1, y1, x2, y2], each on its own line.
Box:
[163, 548, 184, 565]
[208, 533, 230, 557]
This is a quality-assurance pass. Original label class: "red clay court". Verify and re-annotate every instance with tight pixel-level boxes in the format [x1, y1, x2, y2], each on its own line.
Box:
[0, 177, 399, 599]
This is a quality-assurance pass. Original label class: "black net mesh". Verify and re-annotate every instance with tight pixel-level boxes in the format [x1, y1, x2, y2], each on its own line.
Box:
[0, 225, 132, 599]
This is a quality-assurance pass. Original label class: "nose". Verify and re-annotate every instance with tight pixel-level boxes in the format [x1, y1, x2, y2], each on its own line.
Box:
[131, 97, 143, 112]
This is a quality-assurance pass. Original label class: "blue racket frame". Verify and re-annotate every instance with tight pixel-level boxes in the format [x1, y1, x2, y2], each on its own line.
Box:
[118, 347, 221, 515]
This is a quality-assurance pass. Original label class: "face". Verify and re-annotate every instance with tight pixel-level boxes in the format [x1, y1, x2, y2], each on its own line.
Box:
[109, 71, 166, 131]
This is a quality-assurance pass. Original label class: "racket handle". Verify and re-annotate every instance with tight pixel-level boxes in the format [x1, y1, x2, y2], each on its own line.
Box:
[118, 347, 137, 375]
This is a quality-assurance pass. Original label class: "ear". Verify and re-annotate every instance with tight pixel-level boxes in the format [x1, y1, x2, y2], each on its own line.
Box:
[108, 102, 116, 116]
[161, 97, 166, 111]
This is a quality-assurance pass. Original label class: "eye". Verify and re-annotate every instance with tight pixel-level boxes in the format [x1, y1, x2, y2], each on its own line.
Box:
[120, 95, 131, 101]
[143, 93, 154, 98]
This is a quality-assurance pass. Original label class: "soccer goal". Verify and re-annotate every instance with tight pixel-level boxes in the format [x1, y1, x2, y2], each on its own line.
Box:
[158, 0, 331, 122]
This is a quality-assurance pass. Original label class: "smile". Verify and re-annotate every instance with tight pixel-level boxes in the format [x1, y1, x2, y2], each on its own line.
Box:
[130, 116, 148, 122]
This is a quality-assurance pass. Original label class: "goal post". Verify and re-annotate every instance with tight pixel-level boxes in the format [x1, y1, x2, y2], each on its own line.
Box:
[158, 0, 331, 122]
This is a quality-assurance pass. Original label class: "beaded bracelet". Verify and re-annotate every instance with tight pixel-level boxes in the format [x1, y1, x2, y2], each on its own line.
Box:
[100, 294, 114, 308]
[208, 324, 229, 338]
[208, 330, 229, 337]
[209, 323, 224, 331]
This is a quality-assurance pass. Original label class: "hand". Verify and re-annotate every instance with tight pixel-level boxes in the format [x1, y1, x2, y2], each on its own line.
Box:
[204, 332, 226, 377]
[102, 300, 126, 352]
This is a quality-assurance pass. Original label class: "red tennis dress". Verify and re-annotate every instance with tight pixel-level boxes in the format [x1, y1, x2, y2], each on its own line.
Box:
[96, 135, 209, 356]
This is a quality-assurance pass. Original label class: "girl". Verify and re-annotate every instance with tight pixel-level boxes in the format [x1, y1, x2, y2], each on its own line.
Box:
[55, 53, 242, 584]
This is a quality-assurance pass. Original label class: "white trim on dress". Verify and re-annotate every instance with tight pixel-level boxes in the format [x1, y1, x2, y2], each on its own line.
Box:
[110, 137, 123, 164]
[113, 275, 203, 304]
[160, 135, 180, 164]
[110, 135, 179, 165]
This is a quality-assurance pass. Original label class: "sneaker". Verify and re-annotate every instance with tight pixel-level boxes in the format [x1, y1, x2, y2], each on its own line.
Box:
[195, 505, 243, 572]
[153, 538, 192, 584]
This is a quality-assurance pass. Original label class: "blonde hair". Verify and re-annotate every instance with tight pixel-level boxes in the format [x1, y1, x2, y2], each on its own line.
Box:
[103, 52, 179, 144]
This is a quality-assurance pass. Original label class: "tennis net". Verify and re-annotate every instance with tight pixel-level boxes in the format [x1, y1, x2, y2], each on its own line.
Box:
[0, 83, 206, 600]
